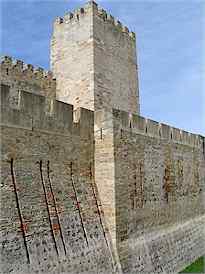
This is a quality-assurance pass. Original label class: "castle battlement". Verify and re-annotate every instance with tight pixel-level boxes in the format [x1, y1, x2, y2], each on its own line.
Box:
[1, 1, 205, 274]
[96, 5, 136, 40]
[112, 109, 203, 148]
[1, 84, 93, 138]
[0, 56, 56, 98]
[53, 0, 136, 40]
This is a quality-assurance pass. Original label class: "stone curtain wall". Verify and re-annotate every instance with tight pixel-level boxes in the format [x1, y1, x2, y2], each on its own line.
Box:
[0, 56, 56, 103]
[0, 85, 116, 274]
[113, 109, 205, 273]
[95, 109, 205, 274]
[115, 130, 204, 237]
[127, 216, 205, 274]
[51, 1, 140, 114]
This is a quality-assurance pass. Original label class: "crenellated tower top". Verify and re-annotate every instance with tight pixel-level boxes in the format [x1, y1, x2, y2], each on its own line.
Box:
[53, 1, 136, 41]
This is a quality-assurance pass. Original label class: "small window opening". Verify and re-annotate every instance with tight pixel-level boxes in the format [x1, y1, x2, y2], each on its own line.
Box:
[103, 14, 107, 21]
[100, 128, 103, 140]
[121, 129, 123, 138]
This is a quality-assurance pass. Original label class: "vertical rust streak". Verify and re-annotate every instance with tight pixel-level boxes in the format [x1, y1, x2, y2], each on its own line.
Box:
[134, 169, 137, 197]
[163, 167, 170, 203]
[89, 165, 109, 248]
[70, 162, 89, 247]
[133, 165, 137, 209]
[38, 160, 59, 257]
[47, 160, 67, 255]
[202, 138, 205, 158]
[139, 163, 143, 208]
[10, 158, 30, 264]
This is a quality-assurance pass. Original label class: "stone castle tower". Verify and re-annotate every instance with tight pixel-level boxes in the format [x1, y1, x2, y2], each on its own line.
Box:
[51, 1, 140, 114]
[0, 1, 205, 274]
[51, 0, 141, 249]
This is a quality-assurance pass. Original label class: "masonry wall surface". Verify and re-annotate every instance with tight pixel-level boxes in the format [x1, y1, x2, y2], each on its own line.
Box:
[95, 109, 205, 274]
[94, 111, 117, 250]
[0, 85, 117, 274]
[51, 3, 94, 110]
[93, 4, 140, 113]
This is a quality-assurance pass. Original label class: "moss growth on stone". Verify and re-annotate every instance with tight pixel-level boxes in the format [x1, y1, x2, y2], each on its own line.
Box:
[180, 257, 204, 273]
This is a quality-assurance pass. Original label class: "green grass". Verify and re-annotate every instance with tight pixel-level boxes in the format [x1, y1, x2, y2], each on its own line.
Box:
[179, 257, 204, 273]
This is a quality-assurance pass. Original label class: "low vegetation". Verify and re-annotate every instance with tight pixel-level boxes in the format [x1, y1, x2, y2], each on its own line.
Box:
[180, 257, 204, 273]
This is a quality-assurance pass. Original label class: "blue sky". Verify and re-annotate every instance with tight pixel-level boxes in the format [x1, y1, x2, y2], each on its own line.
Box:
[1, 0, 204, 135]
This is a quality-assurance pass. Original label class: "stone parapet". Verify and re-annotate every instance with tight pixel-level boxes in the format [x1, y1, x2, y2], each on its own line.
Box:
[1, 84, 93, 138]
[112, 109, 204, 148]
[53, 0, 136, 41]
[0, 56, 56, 98]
